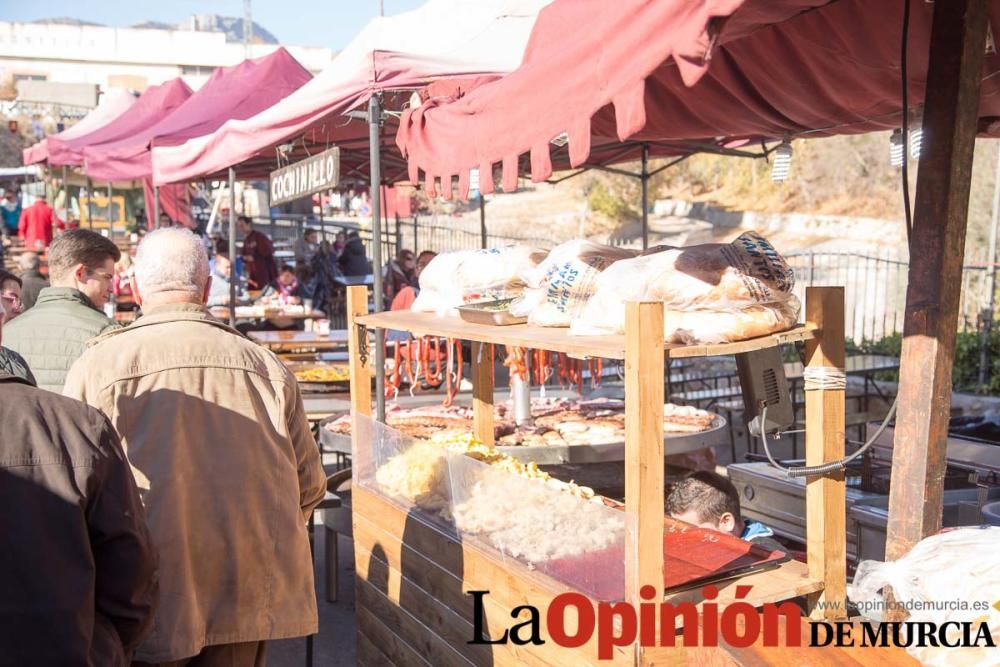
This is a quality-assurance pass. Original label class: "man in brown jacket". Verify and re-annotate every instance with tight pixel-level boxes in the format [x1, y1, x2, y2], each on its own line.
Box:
[0, 296, 157, 665]
[64, 227, 327, 666]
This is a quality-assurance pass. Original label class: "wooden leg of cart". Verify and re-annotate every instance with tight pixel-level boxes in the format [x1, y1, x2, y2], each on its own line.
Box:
[348, 285, 372, 421]
[625, 302, 666, 664]
[471, 341, 495, 447]
[804, 287, 847, 619]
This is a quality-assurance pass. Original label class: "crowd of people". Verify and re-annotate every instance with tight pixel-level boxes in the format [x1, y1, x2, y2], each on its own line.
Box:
[0, 227, 326, 665]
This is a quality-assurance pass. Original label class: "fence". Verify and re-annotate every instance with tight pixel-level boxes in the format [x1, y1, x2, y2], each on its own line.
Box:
[785, 250, 995, 344]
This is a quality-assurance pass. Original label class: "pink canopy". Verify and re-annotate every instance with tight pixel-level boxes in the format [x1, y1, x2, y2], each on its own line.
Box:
[396, 0, 1000, 198]
[151, 0, 550, 186]
[83, 48, 312, 182]
[46, 78, 193, 167]
[22, 88, 136, 165]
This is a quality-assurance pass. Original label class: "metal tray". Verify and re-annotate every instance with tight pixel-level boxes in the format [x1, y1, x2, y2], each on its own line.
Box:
[457, 299, 527, 326]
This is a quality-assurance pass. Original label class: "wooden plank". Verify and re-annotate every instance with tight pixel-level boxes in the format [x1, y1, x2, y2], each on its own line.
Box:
[886, 0, 991, 561]
[356, 603, 433, 667]
[625, 302, 665, 613]
[804, 287, 847, 620]
[471, 341, 495, 447]
[356, 629, 395, 667]
[348, 285, 373, 424]
[355, 542, 557, 667]
[356, 310, 815, 361]
[356, 579, 476, 667]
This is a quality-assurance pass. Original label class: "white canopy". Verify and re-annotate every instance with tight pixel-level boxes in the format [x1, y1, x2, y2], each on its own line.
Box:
[151, 0, 550, 184]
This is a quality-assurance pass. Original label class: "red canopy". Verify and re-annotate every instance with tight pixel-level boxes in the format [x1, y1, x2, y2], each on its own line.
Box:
[396, 0, 1000, 199]
[46, 79, 193, 168]
[83, 49, 312, 182]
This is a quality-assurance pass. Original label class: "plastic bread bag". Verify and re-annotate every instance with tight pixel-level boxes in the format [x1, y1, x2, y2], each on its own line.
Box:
[848, 527, 1000, 667]
[412, 245, 548, 315]
[509, 240, 638, 327]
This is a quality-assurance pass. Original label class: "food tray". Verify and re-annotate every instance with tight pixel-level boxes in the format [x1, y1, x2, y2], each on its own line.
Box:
[284, 361, 352, 392]
[457, 299, 527, 326]
[320, 414, 727, 463]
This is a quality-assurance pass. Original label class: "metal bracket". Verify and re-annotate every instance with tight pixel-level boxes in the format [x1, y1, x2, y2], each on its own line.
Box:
[360, 327, 370, 367]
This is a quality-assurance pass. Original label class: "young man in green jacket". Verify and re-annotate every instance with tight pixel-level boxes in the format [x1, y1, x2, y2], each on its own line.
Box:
[3, 228, 121, 392]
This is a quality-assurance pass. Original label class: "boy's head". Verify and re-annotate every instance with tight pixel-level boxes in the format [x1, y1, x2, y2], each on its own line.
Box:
[665, 471, 742, 536]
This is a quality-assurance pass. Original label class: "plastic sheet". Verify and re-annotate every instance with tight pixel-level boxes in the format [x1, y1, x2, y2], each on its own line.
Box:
[411, 245, 548, 315]
[849, 527, 1000, 666]
[510, 240, 638, 327]
[571, 232, 799, 342]
[448, 452, 625, 601]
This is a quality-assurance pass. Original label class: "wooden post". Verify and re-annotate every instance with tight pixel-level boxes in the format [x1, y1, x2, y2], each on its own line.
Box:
[471, 341, 495, 447]
[624, 302, 665, 612]
[348, 285, 372, 426]
[804, 287, 846, 619]
[886, 0, 990, 560]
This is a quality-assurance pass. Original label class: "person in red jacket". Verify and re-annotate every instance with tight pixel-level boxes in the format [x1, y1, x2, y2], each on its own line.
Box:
[18, 195, 63, 251]
[237, 215, 277, 290]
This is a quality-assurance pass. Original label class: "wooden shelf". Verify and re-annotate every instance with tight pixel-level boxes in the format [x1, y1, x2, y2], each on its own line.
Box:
[356, 310, 817, 361]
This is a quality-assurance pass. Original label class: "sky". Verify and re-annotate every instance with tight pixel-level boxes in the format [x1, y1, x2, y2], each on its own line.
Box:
[0, 0, 427, 50]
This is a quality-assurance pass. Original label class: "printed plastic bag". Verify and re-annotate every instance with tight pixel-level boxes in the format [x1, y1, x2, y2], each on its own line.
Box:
[412, 245, 548, 315]
[570, 232, 798, 342]
[509, 240, 638, 327]
[848, 527, 1000, 667]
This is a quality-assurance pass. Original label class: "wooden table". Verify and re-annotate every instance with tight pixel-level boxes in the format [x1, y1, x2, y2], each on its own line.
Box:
[209, 306, 326, 323]
[249, 329, 349, 353]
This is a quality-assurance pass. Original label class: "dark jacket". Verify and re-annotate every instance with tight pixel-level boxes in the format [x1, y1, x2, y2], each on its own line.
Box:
[0, 371, 157, 666]
[338, 236, 370, 276]
[0, 345, 35, 385]
[18, 268, 48, 311]
[3, 286, 119, 392]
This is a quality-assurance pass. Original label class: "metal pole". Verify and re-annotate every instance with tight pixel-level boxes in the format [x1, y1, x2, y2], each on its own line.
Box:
[228, 168, 237, 328]
[86, 177, 94, 229]
[640, 143, 649, 250]
[107, 182, 113, 234]
[61, 165, 68, 222]
[479, 194, 487, 249]
[978, 147, 1000, 385]
[153, 186, 160, 229]
[369, 94, 386, 422]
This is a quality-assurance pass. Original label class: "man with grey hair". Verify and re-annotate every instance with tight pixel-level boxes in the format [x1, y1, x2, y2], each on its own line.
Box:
[64, 227, 326, 666]
[17, 251, 48, 310]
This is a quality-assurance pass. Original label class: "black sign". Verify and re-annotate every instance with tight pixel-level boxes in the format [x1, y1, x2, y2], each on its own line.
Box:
[269, 146, 340, 206]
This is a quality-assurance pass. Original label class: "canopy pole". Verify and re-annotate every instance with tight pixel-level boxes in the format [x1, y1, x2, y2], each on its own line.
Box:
[886, 0, 989, 562]
[369, 94, 386, 422]
[153, 186, 160, 230]
[228, 168, 237, 328]
[978, 148, 1000, 386]
[479, 194, 487, 249]
[61, 166, 68, 222]
[86, 177, 94, 229]
[640, 143, 649, 250]
[107, 182, 113, 234]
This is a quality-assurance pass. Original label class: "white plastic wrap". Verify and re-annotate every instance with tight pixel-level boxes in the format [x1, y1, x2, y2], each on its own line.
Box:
[411, 245, 548, 315]
[509, 240, 638, 327]
[570, 232, 798, 342]
[848, 527, 1000, 667]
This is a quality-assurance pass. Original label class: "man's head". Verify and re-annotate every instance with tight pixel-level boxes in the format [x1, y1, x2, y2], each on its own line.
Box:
[134, 227, 210, 308]
[665, 471, 743, 536]
[335, 231, 346, 243]
[304, 228, 318, 243]
[397, 249, 415, 271]
[214, 253, 232, 279]
[5, 190, 16, 202]
[48, 229, 121, 308]
[237, 215, 253, 236]
[158, 212, 173, 228]
[278, 264, 296, 287]
[415, 250, 437, 278]
[17, 252, 40, 273]
[0, 270, 22, 321]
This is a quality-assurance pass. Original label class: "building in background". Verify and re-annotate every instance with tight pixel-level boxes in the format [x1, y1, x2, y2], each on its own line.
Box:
[0, 17, 333, 100]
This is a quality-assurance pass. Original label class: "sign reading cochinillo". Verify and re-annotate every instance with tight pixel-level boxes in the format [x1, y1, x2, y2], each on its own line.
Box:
[269, 147, 340, 206]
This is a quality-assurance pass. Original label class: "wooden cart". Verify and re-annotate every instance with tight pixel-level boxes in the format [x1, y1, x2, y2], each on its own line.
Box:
[345, 285, 901, 665]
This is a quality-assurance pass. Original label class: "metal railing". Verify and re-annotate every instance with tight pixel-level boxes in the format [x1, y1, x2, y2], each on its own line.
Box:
[785, 250, 994, 343]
